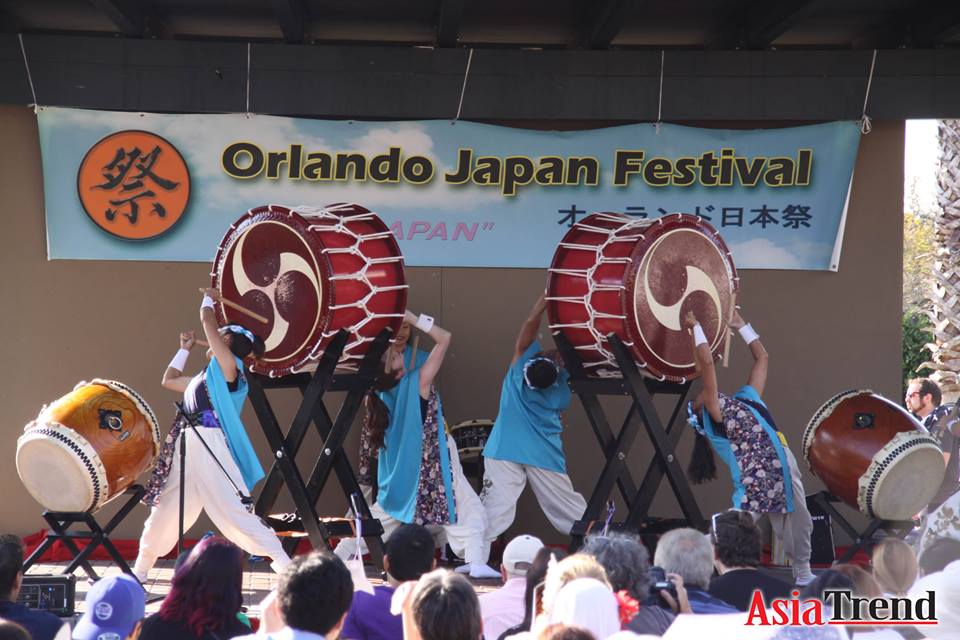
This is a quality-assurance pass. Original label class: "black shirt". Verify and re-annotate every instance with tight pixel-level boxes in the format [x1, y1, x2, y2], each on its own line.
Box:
[183, 370, 240, 414]
[140, 612, 250, 640]
[708, 568, 794, 611]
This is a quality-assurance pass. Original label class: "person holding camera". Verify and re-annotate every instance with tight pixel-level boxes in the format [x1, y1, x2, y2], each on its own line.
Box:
[580, 533, 689, 635]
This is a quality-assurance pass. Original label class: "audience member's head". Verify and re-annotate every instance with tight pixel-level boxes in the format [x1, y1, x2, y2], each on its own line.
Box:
[918, 538, 960, 576]
[542, 554, 609, 617]
[832, 563, 882, 598]
[73, 574, 145, 640]
[546, 578, 620, 640]
[908, 559, 960, 640]
[410, 569, 482, 640]
[277, 551, 353, 638]
[653, 528, 714, 589]
[799, 569, 856, 602]
[502, 535, 545, 581]
[871, 538, 918, 595]
[580, 533, 652, 600]
[0, 620, 30, 640]
[515, 547, 568, 634]
[385, 524, 436, 583]
[159, 537, 244, 637]
[538, 624, 597, 640]
[711, 509, 762, 570]
[0, 535, 24, 601]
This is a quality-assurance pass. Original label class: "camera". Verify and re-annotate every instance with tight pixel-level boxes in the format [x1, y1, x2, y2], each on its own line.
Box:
[648, 566, 677, 609]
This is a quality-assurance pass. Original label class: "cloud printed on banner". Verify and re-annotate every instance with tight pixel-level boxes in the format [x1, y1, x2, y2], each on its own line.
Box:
[46, 109, 501, 213]
[726, 238, 831, 270]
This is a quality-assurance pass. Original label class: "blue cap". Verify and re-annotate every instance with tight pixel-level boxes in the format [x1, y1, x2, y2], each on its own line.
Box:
[73, 574, 145, 640]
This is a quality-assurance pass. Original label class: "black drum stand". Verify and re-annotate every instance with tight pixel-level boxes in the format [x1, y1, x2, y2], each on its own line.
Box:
[556, 332, 706, 550]
[809, 490, 915, 563]
[247, 328, 390, 566]
[22, 484, 145, 580]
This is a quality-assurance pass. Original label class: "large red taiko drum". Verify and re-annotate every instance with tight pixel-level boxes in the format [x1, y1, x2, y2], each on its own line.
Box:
[213, 203, 407, 377]
[803, 390, 945, 520]
[547, 212, 738, 382]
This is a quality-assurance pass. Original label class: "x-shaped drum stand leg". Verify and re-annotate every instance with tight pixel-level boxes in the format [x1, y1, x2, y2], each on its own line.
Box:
[22, 484, 145, 580]
[810, 491, 914, 563]
[557, 332, 705, 550]
[247, 329, 388, 566]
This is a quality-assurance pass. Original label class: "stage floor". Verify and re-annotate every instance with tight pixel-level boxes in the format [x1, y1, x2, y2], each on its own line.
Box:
[26, 558, 502, 618]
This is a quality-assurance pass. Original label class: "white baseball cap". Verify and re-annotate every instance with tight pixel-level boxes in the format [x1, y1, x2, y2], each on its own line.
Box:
[502, 535, 545, 577]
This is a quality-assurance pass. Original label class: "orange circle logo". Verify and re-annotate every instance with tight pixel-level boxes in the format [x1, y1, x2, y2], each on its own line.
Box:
[77, 130, 190, 240]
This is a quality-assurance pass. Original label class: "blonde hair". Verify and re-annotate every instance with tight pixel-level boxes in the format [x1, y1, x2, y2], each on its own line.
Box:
[872, 539, 918, 595]
[541, 554, 610, 615]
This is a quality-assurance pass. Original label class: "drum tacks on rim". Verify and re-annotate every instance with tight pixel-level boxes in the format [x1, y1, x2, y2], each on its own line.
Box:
[213, 203, 408, 377]
[803, 389, 945, 521]
[547, 212, 738, 382]
[16, 380, 160, 513]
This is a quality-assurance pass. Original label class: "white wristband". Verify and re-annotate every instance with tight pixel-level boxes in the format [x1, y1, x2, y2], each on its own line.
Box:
[739, 323, 759, 344]
[692, 324, 708, 347]
[200, 295, 216, 311]
[168, 348, 190, 372]
[415, 313, 435, 333]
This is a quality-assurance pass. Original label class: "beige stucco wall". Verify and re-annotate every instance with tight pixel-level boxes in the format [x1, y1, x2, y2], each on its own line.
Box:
[0, 106, 902, 550]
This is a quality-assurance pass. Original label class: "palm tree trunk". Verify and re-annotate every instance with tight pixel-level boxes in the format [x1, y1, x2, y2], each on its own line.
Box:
[923, 120, 960, 401]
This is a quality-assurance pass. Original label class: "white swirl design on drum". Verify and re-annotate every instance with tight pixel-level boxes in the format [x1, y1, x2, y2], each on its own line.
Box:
[231, 222, 322, 353]
[643, 263, 721, 332]
[636, 229, 726, 368]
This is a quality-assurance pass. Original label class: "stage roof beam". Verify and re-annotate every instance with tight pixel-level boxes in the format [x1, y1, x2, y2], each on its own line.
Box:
[268, 0, 306, 44]
[88, 0, 145, 37]
[584, 0, 632, 49]
[742, 0, 817, 49]
[437, 0, 466, 48]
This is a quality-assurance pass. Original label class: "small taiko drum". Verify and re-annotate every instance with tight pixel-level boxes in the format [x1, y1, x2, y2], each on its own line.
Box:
[16, 380, 160, 513]
[547, 212, 738, 382]
[449, 419, 494, 461]
[213, 203, 407, 377]
[803, 390, 945, 521]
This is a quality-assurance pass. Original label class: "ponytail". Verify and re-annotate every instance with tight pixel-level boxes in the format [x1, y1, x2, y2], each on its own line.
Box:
[365, 392, 391, 450]
[688, 431, 717, 484]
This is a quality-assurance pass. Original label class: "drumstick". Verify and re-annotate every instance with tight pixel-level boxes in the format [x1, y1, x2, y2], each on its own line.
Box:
[197, 288, 269, 324]
[195, 339, 210, 348]
[721, 295, 738, 368]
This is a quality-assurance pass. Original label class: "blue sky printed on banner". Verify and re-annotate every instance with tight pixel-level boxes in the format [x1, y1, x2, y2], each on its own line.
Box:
[38, 108, 861, 270]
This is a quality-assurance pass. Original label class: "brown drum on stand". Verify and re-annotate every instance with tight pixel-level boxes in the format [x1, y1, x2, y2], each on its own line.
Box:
[547, 212, 738, 381]
[213, 203, 408, 377]
[803, 390, 945, 521]
[16, 380, 160, 513]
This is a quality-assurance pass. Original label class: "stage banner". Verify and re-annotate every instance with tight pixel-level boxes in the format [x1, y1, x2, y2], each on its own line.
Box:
[38, 107, 860, 270]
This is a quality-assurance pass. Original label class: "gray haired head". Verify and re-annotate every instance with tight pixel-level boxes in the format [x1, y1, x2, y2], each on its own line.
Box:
[580, 532, 652, 599]
[653, 527, 714, 589]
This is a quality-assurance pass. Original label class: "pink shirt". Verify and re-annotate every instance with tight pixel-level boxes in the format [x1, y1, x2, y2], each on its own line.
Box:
[479, 577, 528, 640]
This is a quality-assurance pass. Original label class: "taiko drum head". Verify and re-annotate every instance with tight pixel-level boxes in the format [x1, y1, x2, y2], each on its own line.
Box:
[213, 203, 407, 377]
[623, 214, 738, 381]
[548, 212, 737, 381]
[214, 205, 331, 377]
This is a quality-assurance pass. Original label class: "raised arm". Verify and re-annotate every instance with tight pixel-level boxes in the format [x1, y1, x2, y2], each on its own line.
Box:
[162, 331, 196, 394]
[685, 311, 722, 423]
[404, 310, 452, 397]
[513, 292, 547, 365]
[199, 287, 238, 383]
[729, 310, 768, 397]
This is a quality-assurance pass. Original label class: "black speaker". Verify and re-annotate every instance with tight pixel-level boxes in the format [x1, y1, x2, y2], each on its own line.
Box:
[16, 575, 75, 617]
[807, 494, 836, 565]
